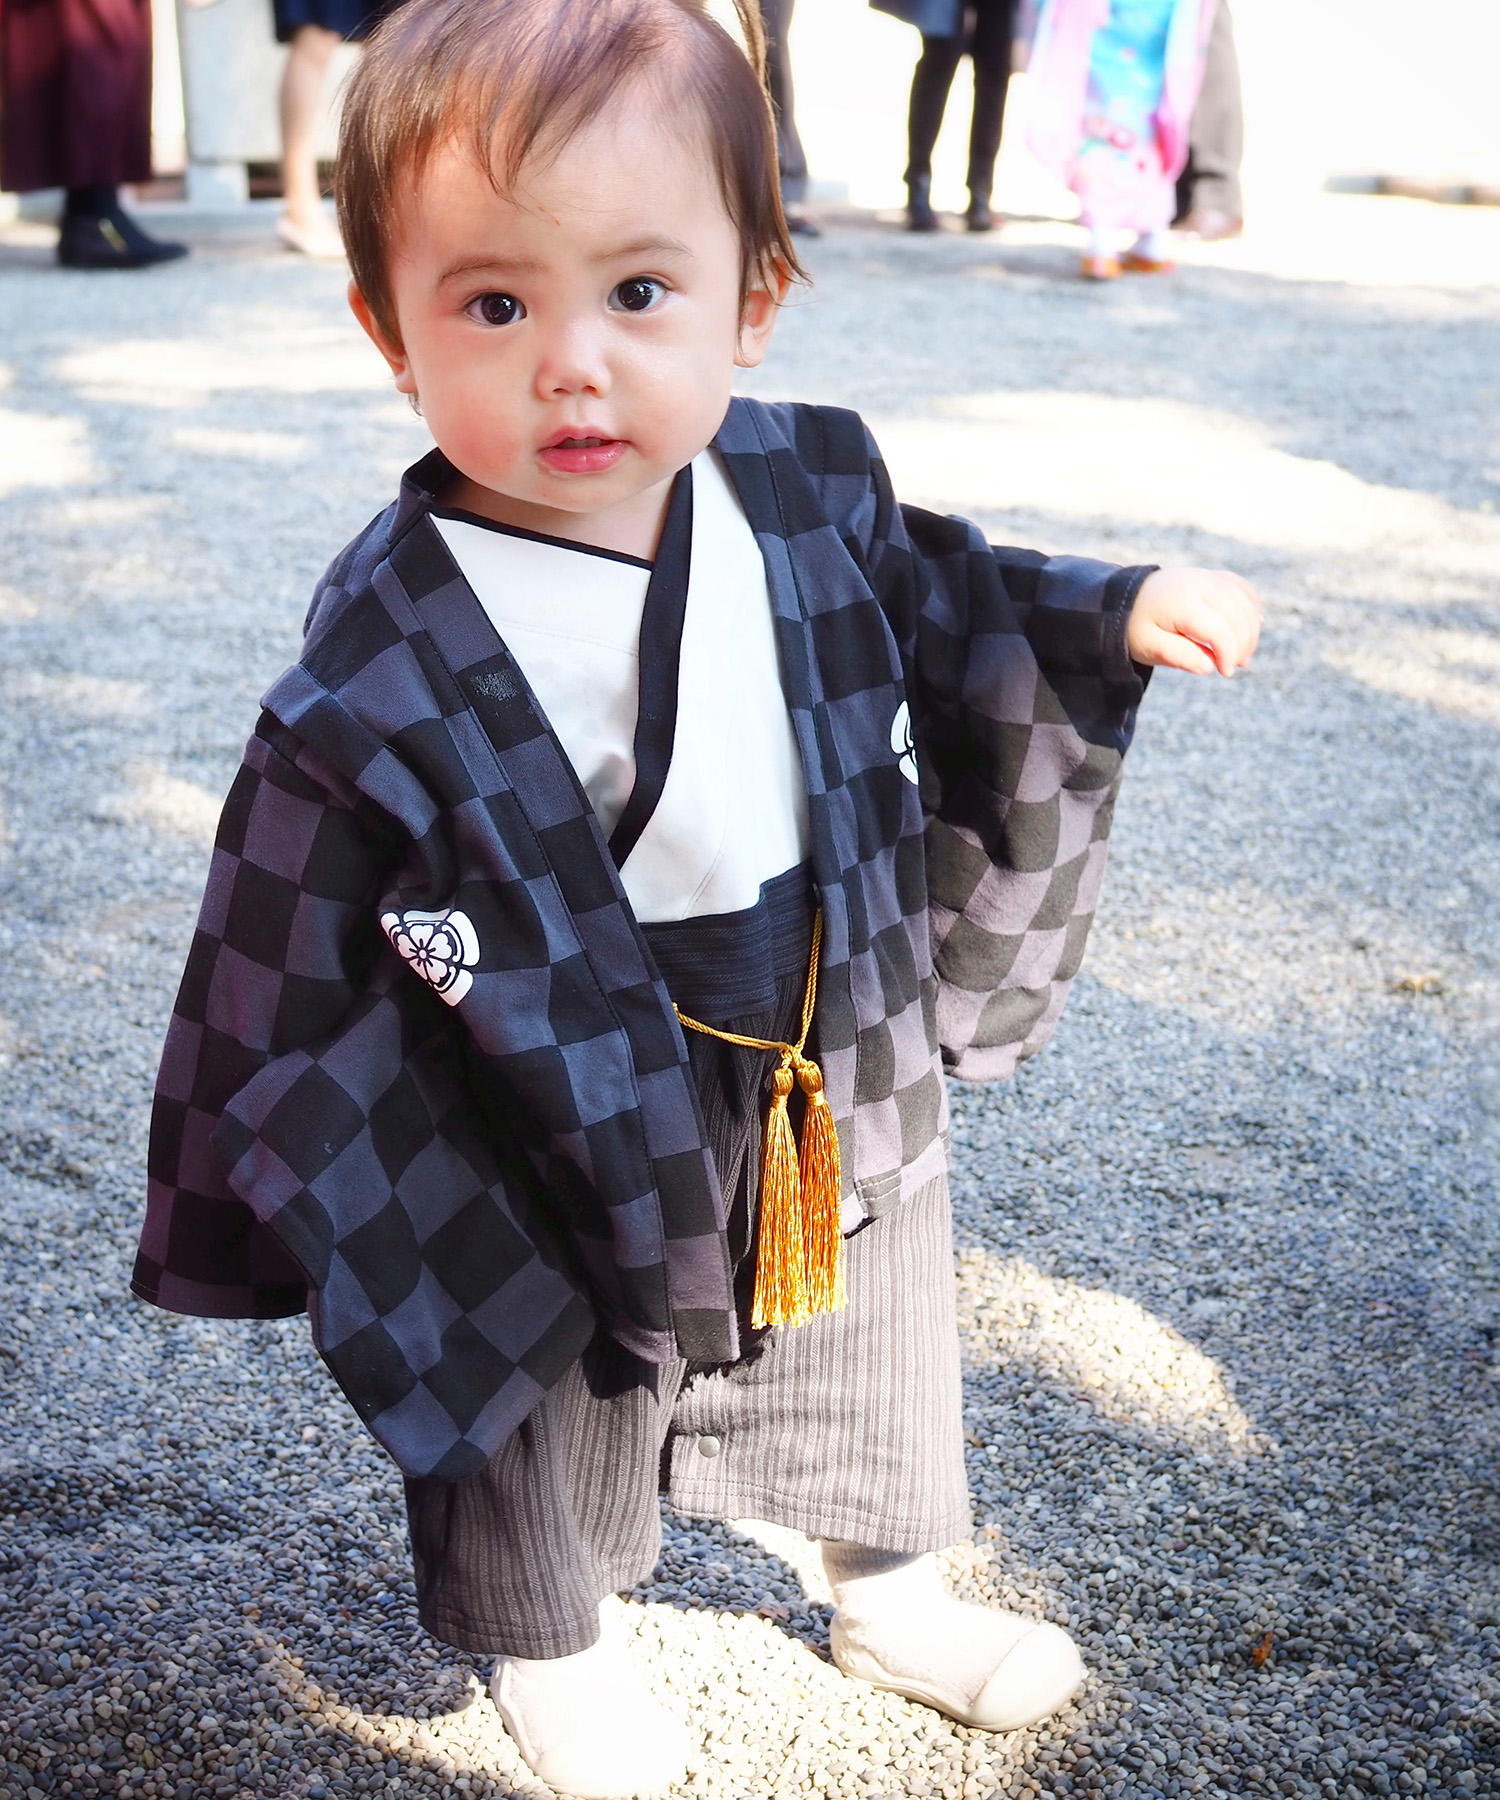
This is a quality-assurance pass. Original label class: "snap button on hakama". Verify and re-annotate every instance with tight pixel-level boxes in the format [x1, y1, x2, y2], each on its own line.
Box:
[696, 1434, 722, 1458]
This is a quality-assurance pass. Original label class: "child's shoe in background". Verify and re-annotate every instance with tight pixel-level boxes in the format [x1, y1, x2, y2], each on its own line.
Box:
[1121, 228, 1175, 273]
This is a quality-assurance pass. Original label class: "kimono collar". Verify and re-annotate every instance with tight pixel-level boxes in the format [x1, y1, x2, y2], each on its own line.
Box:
[390, 447, 695, 873]
[392, 446, 461, 539]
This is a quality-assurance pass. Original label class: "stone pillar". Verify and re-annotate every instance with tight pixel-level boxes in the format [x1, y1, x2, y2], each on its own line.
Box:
[176, 0, 359, 204]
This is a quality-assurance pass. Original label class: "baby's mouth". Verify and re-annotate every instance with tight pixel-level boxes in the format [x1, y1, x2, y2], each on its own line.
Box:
[539, 434, 628, 473]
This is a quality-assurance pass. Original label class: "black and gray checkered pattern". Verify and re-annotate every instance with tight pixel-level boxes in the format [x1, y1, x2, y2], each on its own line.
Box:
[134, 399, 1149, 1481]
[715, 402, 1150, 1187]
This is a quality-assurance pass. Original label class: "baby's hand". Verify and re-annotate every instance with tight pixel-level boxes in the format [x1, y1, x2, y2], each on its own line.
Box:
[1126, 568, 1262, 677]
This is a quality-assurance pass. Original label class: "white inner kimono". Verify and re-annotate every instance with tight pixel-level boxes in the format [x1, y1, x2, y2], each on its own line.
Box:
[432, 448, 808, 924]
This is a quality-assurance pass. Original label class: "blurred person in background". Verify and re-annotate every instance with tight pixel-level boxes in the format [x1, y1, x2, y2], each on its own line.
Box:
[1173, 0, 1242, 240]
[873, 0, 1016, 233]
[0, 0, 188, 267]
[763, 0, 820, 234]
[1026, 0, 1214, 279]
[274, 0, 398, 256]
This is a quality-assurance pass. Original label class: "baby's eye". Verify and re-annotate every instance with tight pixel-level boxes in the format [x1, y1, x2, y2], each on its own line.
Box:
[610, 277, 665, 314]
[467, 291, 525, 327]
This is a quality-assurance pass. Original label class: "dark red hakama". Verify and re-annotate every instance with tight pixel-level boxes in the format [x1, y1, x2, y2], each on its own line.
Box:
[0, 0, 153, 192]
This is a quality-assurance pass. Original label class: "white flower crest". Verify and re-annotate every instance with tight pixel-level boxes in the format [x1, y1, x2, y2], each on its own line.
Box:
[379, 907, 480, 1006]
[890, 700, 919, 785]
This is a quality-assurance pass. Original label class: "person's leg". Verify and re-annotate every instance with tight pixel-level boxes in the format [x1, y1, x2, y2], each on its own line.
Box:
[1174, 0, 1243, 236]
[904, 29, 965, 230]
[278, 22, 343, 251]
[2, 0, 185, 265]
[403, 1334, 689, 1800]
[762, 0, 817, 233]
[963, 0, 1016, 229]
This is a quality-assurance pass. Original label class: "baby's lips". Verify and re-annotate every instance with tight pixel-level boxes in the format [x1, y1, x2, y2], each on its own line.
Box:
[541, 427, 617, 450]
[538, 437, 629, 474]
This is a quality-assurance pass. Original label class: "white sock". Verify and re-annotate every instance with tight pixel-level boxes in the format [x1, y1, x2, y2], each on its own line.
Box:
[1087, 225, 1115, 260]
[821, 1542, 1085, 1732]
[1131, 228, 1171, 261]
[491, 1600, 689, 1800]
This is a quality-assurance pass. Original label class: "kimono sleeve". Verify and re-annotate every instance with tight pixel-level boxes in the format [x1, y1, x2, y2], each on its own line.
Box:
[132, 720, 395, 1319]
[866, 452, 1155, 1079]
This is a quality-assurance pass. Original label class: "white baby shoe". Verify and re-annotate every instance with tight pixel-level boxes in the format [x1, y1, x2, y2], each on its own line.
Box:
[823, 1545, 1085, 1732]
[490, 1599, 690, 1799]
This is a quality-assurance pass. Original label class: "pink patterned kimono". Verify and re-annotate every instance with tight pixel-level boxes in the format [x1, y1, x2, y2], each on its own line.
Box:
[1026, 0, 1215, 233]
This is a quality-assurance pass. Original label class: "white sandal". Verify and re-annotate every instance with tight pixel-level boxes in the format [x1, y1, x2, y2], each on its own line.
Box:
[275, 213, 345, 260]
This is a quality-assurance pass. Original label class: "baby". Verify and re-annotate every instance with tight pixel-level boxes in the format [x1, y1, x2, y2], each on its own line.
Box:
[132, 1, 1261, 1795]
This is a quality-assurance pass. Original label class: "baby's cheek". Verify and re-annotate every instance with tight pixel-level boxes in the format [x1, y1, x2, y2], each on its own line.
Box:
[434, 403, 526, 488]
[645, 345, 736, 463]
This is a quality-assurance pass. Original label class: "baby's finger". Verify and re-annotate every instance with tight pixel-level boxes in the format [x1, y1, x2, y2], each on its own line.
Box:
[1169, 593, 1243, 676]
[1234, 580, 1265, 663]
[1134, 620, 1218, 676]
[1208, 575, 1263, 666]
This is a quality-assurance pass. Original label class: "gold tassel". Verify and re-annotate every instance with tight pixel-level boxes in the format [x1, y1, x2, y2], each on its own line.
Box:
[751, 1063, 809, 1329]
[794, 1059, 846, 1317]
[675, 910, 847, 1333]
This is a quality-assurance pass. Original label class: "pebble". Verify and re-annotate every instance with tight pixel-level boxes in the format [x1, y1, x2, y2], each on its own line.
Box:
[0, 214, 1497, 1800]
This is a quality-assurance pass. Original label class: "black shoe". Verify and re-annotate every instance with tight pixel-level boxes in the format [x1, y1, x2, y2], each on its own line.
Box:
[965, 191, 995, 232]
[58, 208, 189, 270]
[906, 176, 938, 233]
[785, 208, 823, 239]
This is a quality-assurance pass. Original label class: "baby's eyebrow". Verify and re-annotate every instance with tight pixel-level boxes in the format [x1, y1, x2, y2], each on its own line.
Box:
[595, 235, 695, 264]
[435, 235, 694, 289]
[437, 253, 546, 285]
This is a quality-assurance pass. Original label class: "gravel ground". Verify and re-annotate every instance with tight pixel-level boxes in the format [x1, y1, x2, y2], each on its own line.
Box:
[0, 203, 1497, 1800]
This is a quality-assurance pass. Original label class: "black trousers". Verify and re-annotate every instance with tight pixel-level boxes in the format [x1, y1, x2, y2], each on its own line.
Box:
[1174, 0, 1243, 221]
[904, 0, 1016, 197]
[762, 0, 808, 207]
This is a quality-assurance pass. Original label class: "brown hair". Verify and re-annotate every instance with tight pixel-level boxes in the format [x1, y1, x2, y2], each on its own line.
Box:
[337, 0, 806, 343]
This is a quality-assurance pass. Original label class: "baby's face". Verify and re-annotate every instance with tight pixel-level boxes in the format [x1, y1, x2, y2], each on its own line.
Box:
[357, 94, 779, 556]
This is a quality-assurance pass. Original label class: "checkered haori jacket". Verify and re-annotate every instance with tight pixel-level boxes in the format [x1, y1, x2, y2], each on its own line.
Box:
[133, 399, 1152, 1480]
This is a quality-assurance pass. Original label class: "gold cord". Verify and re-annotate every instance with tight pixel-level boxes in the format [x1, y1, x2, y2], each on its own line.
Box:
[673, 911, 822, 1065]
[674, 910, 846, 1329]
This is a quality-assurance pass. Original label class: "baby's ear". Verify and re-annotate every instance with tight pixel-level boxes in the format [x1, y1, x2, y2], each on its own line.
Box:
[734, 263, 788, 370]
[349, 282, 417, 394]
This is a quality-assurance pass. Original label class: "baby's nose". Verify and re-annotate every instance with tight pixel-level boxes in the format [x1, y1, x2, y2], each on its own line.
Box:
[535, 322, 612, 398]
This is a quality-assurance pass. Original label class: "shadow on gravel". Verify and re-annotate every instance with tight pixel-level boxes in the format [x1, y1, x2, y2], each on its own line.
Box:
[0, 1462, 248, 1546]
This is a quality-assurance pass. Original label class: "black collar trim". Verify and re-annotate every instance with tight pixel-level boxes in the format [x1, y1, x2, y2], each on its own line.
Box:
[606, 464, 693, 868]
[429, 505, 653, 571]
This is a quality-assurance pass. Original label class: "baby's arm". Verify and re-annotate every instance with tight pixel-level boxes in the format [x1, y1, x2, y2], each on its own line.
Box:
[1127, 568, 1262, 676]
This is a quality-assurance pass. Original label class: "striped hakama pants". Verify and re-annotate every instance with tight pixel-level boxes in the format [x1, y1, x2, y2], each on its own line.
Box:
[403, 875, 970, 1657]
